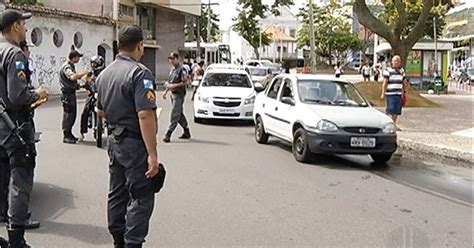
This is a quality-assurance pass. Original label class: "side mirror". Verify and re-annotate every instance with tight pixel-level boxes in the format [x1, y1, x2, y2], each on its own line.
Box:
[281, 96, 295, 106]
[254, 82, 265, 92]
[191, 79, 201, 87]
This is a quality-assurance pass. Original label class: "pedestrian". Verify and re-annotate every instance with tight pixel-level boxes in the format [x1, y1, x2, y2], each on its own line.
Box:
[95, 25, 160, 248]
[0, 9, 49, 247]
[59, 50, 89, 144]
[334, 62, 343, 78]
[19, 41, 35, 89]
[381, 55, 408, 131]
[79, 55, 105, 141]
[373, 65, 380, 82]
[361, 62, 370, 81]
[161, 51, 191, 143]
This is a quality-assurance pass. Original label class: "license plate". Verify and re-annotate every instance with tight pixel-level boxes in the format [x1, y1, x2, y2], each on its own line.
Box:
[219, 108, 234, 114]
[350, 137, 376, 148]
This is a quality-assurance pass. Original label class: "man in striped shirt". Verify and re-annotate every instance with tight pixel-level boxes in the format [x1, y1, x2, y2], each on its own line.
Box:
[381, 55, 407, 131]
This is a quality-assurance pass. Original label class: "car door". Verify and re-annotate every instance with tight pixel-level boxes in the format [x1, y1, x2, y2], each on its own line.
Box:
[260, 77, 283, 135]
[273, 77, 295, 140]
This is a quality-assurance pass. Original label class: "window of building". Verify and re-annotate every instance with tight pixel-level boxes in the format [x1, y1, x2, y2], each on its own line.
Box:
[119, 4, 134, 17]
[138, 6, 156, 40]
[53, 29, 64, 48]
[31, 28, 42, 46]
[289, 29, 296, 37]
[74, 32, 83, 48]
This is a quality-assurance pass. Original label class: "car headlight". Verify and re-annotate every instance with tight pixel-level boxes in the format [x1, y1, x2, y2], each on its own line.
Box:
[197, 95, 209, 103]
[316, 120, 338, 132]
[382, 123, 396, 134]
[244, 96, 255, 105]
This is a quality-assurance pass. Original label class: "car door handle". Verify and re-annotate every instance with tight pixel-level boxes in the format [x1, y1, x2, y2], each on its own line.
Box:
[263, 103, 265, 108]
[275, 107, 278, 111]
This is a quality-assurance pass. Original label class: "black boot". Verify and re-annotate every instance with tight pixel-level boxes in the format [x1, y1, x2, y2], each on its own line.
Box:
[7, 229, 30, 248]
[112, 233, 124, 248]
[179, 128, 191, 139]
[162, 131, 172, 143]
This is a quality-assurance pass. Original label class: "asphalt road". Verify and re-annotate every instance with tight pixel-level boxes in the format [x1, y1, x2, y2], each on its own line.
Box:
[0, 95, 471, 247]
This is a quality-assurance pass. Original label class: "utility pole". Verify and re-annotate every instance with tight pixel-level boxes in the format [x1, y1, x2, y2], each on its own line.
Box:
[197, 16, 201, 61]
[308, 0, 316, 73]
[259, 26, 262, 60]
[207, 0, 211, 43]
[433, 17, 438, 75]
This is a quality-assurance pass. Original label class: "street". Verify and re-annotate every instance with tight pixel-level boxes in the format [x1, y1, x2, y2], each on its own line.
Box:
[1, 94, 471, 247]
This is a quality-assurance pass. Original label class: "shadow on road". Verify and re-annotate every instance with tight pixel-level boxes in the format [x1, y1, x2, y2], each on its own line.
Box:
[169, 138, 231, 146]
[195, 119, 254, 127]
[29, 183, 110, 245]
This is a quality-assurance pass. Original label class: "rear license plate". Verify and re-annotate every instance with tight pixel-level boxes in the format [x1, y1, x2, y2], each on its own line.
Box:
[219, 108, 234, 114]
[350, 137, 376, 148]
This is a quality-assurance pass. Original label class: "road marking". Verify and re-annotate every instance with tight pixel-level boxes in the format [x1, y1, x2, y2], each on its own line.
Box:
[451, 128, 474, 138]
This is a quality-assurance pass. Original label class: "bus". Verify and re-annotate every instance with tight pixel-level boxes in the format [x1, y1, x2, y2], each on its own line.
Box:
[181, 42, 231, 65]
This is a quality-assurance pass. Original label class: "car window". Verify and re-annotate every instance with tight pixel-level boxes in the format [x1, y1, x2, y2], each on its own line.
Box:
[201, 72, 252, 88]
[267, 78, 283, 99]
[248, 67, 267, 76]
[279, 78, 294, 101]
[297, 80, 368, 107]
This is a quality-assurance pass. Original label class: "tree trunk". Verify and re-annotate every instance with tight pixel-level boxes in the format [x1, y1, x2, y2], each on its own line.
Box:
[389, 40, 409, 68]
[253, 46, 260, 60]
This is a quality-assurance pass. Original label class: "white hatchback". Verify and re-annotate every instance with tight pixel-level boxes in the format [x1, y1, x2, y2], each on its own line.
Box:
[193, 66, 264, 122]
[253, 74, 398, 164]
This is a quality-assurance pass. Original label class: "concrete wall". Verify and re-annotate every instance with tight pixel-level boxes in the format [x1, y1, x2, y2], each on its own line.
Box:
[26, 16, 114, 94]
[155, 7, 185, 81]
[40, 0, 114, 18]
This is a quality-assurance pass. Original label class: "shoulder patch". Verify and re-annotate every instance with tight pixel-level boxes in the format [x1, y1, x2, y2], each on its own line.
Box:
[15, 61, 25, 70]
[143, 79, 154, 90]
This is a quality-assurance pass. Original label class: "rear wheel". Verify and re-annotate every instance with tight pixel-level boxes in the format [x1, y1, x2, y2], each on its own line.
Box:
[370, 153, 393, 164]
[255, 116, 269, 144]
[293, 128, 312, 163]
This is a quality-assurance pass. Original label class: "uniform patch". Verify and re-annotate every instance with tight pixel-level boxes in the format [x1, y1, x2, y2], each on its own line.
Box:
[15, 61, 25, 70]
[143, 79, 154, 90]
[146, 90, 156, 102]
[17, 71, 26, 81]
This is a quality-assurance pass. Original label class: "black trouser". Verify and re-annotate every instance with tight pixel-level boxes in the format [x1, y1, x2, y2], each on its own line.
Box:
[107, 135, 155, 247]
[61, 92, 77, 137]
[80, 94, 96, 134]
[0, 117, 36, 232]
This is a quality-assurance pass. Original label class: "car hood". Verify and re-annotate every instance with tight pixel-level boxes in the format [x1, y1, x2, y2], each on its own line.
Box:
[304, 104, 392, 127]
[198, 86, 255, 99]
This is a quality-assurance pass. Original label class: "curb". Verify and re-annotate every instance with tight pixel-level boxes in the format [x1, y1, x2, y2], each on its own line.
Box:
[398, 138, 473, 167]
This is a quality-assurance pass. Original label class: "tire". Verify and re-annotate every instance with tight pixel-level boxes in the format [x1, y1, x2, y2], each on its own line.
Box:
[293, 128, 312, 163]
[96, 117, 103, 148]
[370, 153, 393, 164]
[255, 116, 269, 144]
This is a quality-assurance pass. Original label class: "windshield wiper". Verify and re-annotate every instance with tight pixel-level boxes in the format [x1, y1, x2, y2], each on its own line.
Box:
[304, 99, 332, 105]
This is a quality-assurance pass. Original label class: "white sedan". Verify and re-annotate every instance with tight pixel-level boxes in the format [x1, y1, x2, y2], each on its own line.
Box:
[194, 66, 264, 122]
[253, 74, 398, 164]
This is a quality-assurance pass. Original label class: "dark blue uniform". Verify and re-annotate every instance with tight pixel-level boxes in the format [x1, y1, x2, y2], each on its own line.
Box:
[59, 61, 79, 138]
[0, 37, 38, 246]
[96, 54, 157, 247]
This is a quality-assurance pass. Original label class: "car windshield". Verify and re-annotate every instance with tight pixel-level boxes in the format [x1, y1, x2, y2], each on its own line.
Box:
[201, 72, 252, 88]
[248, 67, 268, 76]
[269, 64, 281, 72]
[297, 80, 368, 107]
[260, 61, 272, 67]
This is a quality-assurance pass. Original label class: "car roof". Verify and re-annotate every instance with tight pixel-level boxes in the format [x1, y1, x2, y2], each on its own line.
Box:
[205, 68, 248, 74]
[206, 63, 245, 70]
[278, 73, 351, 83]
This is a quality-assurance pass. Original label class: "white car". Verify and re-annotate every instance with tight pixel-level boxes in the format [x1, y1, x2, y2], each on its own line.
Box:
[246, 66, 272, 84]
[245, 59, 273, 68]
[194, 65, 265, 122]
[253, 74, 398, 164]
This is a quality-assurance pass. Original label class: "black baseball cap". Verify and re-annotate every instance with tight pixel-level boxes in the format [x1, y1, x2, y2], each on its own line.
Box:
[0, 10, 31, 31]
[69, 50, 83, 59]
[168, 51, 179, 60]
[118, 25, 144, 45]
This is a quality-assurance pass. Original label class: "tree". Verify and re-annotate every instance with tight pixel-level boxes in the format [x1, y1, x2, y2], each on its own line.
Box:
[185, 4, 220, 43]
[353, 0, 452, 67]
[297, 2, 360, 64]
[232, 0, 293, 58]
[11, 0, 37, 4]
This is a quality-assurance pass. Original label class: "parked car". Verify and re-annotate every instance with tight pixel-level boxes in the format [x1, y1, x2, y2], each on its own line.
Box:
[193, 65, 265, 122]
[245, 59, 273, 68]
[253, 74, 398, 164]
[246, 66, 273, 86]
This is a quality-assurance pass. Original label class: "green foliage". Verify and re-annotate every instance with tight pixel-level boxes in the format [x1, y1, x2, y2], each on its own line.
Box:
[199, 5, 220, 42]
[378, 0, 449, 39]
[232, 0, 293, 57]
[297, 2, 360, 61]
[11, 0, 37, 4]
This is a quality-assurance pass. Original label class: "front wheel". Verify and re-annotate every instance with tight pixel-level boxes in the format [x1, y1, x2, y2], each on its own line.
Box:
[370, 153, 393, 164]
[255, 116, 269, 144]
[293, 128, 312, 163]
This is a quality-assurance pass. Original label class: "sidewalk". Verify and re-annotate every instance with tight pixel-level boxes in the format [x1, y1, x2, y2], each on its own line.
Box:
[448, 79, 473, 94]
[395, 94, 473, 165]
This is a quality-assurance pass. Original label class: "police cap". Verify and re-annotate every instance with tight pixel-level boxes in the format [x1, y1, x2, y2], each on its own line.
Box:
[118, 25, 144, 45]
[0, 10, 31, 31]
[69, 50, 83, 59]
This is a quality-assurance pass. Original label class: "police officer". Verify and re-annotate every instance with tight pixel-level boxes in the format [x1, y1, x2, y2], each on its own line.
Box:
[161, 51, 191, 143]
[0, 9, 49, 247]
[59, 50, 89, 144]
[96, 25, 160, 248]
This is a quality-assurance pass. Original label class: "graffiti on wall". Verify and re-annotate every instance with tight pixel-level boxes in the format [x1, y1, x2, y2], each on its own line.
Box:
[32, 54, 58, 87]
